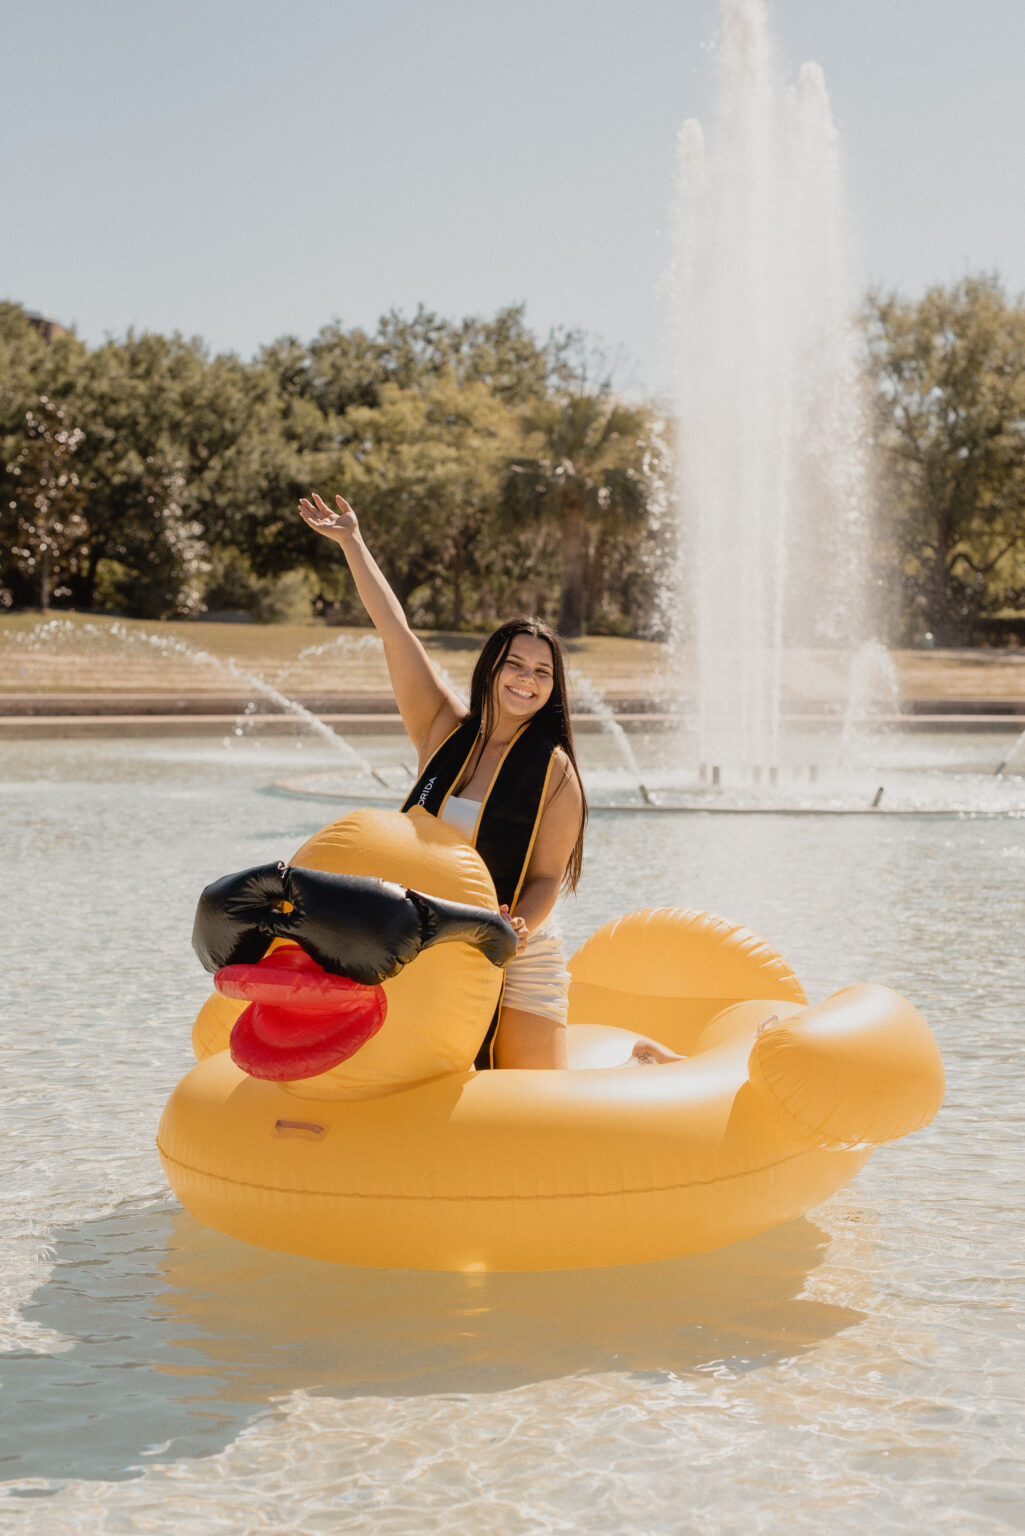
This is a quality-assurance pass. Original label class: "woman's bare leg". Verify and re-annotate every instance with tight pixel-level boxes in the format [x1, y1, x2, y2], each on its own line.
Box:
[493, 1007, 568, 1069]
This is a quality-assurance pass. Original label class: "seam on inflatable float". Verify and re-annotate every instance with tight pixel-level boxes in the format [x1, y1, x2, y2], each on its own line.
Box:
[753, 1070, 877, 1149]
[155, 1137, 828, 1200]
[752, 1069, 936, 1147]
[753, 1071, 833, 1142]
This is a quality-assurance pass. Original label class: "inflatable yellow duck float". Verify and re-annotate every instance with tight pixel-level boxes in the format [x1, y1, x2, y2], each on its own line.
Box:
[158, 808, 945, 1271]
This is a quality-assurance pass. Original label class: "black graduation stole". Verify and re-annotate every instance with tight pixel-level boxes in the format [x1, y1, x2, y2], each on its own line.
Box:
[401, 714, 559, 1071]
[401, 714, 557, 910]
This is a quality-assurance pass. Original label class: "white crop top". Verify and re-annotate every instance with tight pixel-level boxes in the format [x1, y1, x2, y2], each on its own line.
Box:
[438, 794, 481, 840]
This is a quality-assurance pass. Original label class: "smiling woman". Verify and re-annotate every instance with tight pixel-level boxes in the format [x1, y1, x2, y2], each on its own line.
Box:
[299, 492, 588, 1069]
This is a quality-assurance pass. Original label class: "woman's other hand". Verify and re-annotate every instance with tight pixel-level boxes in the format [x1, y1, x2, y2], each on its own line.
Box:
[299, 493, 358, 544]
[499, 905, 529, 956]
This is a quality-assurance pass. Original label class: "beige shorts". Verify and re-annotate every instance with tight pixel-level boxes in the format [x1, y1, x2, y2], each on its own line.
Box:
[501, 921, 570, 1025]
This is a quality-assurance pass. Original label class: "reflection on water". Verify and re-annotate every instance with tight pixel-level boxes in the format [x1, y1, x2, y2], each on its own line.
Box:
[0, 1202, 859, 1485]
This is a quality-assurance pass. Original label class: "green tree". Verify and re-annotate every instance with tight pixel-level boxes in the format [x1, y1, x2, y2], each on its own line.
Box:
[0, 304, 84, 426]
[4, 395, 87, 609]
[375, 304, 562, 405]
[64, 333, 212, 614]
[260, 304, 559, 422]
[259, 325, 384, 418]
[329, 373, 522, 625]
[501, 391, 652, 636]
[67, 333, 305, 616]
[0, 305, 89, 608]
[865, 276, 1025, 642]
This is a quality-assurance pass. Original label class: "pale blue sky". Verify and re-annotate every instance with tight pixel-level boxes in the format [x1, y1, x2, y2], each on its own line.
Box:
[4, 0, 1025, 397]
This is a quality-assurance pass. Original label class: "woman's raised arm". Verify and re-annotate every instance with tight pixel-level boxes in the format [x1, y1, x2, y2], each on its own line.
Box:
[299, 493, 464, 757]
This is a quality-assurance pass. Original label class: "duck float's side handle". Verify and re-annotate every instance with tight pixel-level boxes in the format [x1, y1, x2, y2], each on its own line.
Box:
[193, 861, 517, 984]
[748, 983, 946, 1150]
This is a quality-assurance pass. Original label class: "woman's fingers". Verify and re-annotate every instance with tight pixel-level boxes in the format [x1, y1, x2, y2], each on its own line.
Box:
[498, 904, 528, 954]
[299, 494, 357, 542]
[298, 497, 329, 523]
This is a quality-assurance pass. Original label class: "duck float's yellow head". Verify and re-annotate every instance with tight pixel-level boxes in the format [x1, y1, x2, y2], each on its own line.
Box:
[191, 808, 511, 1101]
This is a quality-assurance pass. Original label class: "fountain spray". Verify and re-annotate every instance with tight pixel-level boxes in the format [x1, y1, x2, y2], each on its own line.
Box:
[671, 0, 872, 780]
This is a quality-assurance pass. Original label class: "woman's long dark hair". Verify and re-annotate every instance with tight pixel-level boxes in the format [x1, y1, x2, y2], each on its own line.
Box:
[467, 616, 587, 893]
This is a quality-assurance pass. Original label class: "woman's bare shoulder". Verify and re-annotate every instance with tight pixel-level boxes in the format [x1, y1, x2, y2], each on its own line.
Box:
[551, 745, 575, 776]
[546, 747, 583, 807]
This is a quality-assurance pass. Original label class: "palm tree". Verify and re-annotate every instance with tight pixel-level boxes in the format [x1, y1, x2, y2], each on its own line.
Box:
[501, 392, 649, 636]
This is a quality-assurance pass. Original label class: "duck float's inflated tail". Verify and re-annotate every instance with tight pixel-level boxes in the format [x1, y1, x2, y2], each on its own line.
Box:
[158, 808, 945, 1271]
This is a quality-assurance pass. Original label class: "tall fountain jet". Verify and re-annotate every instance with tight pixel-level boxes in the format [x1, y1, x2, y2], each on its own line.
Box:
[672, 0, 871, 778]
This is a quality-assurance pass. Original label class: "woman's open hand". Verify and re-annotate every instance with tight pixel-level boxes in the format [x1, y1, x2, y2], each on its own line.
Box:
[499, 905, 529, 957]
[299, 493, 358, 544]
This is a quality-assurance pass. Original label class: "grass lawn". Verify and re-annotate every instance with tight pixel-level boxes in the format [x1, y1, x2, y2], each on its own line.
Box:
[1, 612, 1023, 703]
[0, 613, 668, 700]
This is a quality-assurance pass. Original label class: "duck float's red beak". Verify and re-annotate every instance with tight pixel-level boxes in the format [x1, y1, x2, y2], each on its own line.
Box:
[216, 944, 387, 1081]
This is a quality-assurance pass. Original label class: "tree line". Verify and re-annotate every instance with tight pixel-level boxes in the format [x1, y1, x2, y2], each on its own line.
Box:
[2, 277, 1024, 644]
[0, 303, 664, 638]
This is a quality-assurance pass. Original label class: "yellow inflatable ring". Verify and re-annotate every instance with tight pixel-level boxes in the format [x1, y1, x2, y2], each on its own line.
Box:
[158, 810, 945, 1271]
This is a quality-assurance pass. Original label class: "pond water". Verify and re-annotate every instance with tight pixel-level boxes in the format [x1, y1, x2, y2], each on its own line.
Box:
[1, 735, 1022, 1533]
